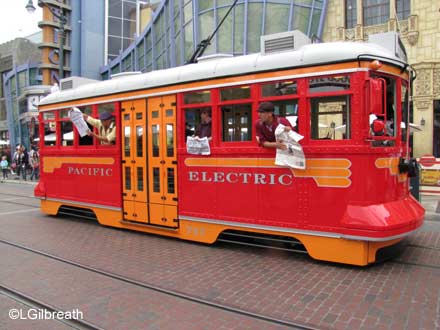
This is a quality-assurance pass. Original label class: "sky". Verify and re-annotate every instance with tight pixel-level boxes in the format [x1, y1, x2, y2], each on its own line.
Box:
[0, 0, 43, 44]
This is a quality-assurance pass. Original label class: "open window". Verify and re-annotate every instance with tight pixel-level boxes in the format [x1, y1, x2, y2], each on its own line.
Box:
[368, 75, 397, 146]
[271, 100, 299, 130]
[59, 109, 73, 146]
[77, 105, 93, 146]
[41, 111, 57, 147]
[182, 89, 212, 141]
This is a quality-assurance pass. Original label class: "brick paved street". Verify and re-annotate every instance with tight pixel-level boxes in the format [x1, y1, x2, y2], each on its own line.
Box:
[1, 243, 293, 330]
[1, 183, 439, 329]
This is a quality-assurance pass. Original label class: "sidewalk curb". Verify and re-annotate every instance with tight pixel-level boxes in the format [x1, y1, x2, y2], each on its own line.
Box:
[0, 179, 38, 185]
[425, 212, 440, 222]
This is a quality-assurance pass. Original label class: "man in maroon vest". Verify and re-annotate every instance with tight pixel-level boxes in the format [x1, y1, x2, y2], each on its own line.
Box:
[255, 102, 293, 150]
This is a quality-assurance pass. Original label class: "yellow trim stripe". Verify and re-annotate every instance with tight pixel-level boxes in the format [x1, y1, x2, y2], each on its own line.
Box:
[43, 157, 115, 173]
[375, 157, 407, 182]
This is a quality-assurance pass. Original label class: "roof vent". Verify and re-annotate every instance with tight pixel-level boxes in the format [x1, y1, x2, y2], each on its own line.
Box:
[60, 76, 98, 91]
[111, 71, 142, 79]
[368, 32, 407, 62]
[261, 30, 311, 55]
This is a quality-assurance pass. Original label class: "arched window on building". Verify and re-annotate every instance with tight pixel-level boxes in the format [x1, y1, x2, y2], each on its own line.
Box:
[345, 0, 357, 29]
[396, 0, 410, 20]
[363, 0, 389, 26]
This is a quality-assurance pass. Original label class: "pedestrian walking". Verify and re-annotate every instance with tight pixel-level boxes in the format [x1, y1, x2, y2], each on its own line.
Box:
[29, 150, 40, 180]
[0, 155, 8, 179]
[20, 146, 29, 180]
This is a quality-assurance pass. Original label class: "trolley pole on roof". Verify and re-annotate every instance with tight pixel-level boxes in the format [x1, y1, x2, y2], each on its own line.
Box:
[186, 0, 240, 64]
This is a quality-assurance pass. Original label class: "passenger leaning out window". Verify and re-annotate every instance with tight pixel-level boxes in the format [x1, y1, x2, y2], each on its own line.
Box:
[82, 112, 116, 145]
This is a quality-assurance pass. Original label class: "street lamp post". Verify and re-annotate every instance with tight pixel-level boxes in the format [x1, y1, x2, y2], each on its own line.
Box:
[26, 0, 67, 80]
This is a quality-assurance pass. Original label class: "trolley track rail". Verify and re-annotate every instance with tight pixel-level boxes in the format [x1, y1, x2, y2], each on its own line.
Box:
[391, 260, 440, 270]
[0, 238, 317, 330]
[1, 285, 104, 330]
[392, 243, 440, 270]
[0, 191, 40, 209]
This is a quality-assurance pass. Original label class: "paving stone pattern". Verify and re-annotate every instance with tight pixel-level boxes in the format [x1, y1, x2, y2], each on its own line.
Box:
[1, 211, 439, 330]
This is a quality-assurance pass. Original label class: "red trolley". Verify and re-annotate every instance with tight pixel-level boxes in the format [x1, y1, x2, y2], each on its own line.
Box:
[35, 33, 424, 265]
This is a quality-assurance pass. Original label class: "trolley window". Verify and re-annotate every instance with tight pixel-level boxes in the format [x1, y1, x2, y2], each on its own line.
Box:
[271, 100, 299, 130]
[369, 75, 397, 146]
[262, 80, 297, 97]
[222, 104, 252, 142]
[77, 106, 93, 146]
[184, 107, 212, 139]
[184, 90, 211, 104]
[220, 85, 251, 101]
[94, 103, 117, 146]
[401, 82, 409, 143]
[97, 103, 115, 117]
[309, 75, 350, 93]
[42, 111, 56, 147]
[183, 90, 212, 143]
[310, 96, 350, 140]
[58, 109, 72, 147]
[219, 85, 252, 142]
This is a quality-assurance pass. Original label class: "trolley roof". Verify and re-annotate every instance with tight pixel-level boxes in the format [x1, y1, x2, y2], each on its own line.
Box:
[39, 40, 406, 107]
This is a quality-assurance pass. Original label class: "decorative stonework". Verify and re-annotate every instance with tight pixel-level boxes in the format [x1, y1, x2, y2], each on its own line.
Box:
[355, 24, 363, 40]
[433, 66, 440, 96]
[337, 27, 344, 40]
[414, 67, 432, 97]
[408, 15, 418, 31]
[406, 15, 419, 46]
[363, 24, 387, 39]
[398, 20, 409, 33]
[414, 100, 431, 111]
[388, 18, 397, 32]
[407, 31, 419, 46]
[344, 28, 355, 41]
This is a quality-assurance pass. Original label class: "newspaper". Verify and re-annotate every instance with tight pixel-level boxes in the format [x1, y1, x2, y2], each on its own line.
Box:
[186, 136, 211, 155]
[69, 107, 89, 137]
[274, 124, 306, 169]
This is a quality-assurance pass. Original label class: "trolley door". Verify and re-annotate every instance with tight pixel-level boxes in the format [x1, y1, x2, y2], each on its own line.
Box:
[121, 99, 148, 222]
[147, 95, 178, 228]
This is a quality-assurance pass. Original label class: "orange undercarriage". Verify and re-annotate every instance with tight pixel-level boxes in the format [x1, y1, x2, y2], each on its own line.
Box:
[41, 200, 404, 266]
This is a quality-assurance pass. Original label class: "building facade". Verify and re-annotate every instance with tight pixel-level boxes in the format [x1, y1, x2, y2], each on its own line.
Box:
[100, 0, 329, 78]
[323, 0, 440, 159]
[0, 38, 49, 151]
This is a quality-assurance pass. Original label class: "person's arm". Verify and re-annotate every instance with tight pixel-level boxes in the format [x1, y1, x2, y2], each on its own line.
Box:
[105, 124, 116, 144]
[279, 117, 293, 132]
[261, 141, 287, 150]
[83, 115, 102, 140]
[255, 121, 287, 150]
[84, 115, 100, 128]
[88, 131, 112, 144]
[90, 124, 116, 144]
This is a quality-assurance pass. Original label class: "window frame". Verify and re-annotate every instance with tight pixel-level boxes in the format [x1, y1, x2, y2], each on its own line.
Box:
[305, 73, 354, 145]
[218, 85, 254, 145]
[362, 0, 389, 26]
[180, 89, 215, 147]
[345, 0, 357, 29]
[39, 102, 120, 151]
